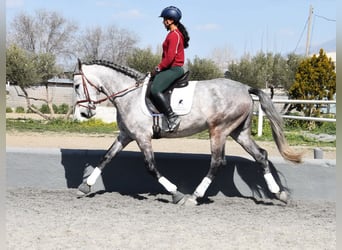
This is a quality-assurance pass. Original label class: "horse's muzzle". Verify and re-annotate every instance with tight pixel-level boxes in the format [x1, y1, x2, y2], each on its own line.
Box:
[79, 104, 96, 119]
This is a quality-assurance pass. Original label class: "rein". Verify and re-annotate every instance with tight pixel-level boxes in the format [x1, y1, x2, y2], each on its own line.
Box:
[74, 70, 142, 109]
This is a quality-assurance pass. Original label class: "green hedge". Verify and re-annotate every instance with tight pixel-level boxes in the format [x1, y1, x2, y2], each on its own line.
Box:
[7, 104, 70, 114]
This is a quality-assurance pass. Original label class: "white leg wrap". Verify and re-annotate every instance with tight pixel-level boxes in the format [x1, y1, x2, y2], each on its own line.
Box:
[194, 177, 212, 198]
[264, 173, 280, 193]
[86, 167, 102, 186]
[158, 177, 177, 193]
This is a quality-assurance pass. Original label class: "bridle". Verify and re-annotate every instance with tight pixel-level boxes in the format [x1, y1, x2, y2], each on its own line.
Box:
[74, 70, 143, 110]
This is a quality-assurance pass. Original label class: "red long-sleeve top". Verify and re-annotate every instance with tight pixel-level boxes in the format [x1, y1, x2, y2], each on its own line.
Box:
[158, 29, 184, 71]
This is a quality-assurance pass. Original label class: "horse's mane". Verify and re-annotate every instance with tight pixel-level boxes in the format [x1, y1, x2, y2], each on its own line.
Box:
[83, 60, 145, 80]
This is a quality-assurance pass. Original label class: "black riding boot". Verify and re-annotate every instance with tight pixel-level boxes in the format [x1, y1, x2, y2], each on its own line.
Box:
[152, 92, 181, 132]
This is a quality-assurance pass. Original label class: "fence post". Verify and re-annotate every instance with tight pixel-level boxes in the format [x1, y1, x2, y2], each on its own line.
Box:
[257, 103, 263, 137]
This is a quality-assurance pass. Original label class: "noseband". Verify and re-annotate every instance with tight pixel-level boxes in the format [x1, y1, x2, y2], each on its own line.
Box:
[74, 70, 142, 110]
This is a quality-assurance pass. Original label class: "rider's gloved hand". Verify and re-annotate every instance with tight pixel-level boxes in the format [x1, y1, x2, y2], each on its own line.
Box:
[151, 67, 161, 77]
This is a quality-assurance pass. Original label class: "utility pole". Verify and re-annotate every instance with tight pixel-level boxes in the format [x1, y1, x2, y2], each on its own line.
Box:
[305, 5, 314, 57]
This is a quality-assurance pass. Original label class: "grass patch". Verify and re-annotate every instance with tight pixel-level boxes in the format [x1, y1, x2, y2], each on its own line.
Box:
[6, 118, 119, 134]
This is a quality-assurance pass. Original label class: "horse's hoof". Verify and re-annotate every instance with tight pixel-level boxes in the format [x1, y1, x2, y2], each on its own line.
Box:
[77, 182, 91, 197]
[275, 191, 288, 203]
[172, 191, 185, 204]
[184, 196, 198, 206]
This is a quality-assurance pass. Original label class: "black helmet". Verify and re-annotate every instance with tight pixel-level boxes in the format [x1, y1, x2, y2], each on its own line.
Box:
[159, 6, 182, 22]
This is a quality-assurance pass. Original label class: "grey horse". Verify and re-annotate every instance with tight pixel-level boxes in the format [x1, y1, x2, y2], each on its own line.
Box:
[73, 59, 302, 205]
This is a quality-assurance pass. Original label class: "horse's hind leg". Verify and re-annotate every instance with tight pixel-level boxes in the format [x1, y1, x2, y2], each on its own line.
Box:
[231, 127, 287, 202]
[77, 132, 133, 196]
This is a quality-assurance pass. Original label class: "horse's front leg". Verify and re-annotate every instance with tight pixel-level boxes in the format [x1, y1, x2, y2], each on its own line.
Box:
[136, 137, 186, 204]
[77, 132, 133, 196]
[186, 133, 227, 205]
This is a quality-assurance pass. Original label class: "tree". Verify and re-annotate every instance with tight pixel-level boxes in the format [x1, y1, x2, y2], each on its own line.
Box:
[187, 56, 223, 80]
[7, 9, 78, 61]
[126, 47, 161, 73]
[78, 26, 105, 62]
[227, 52, 302, 90]
[250, 52, 274, 88]
[76, 25, 138, 65]
[288, 49, 336, 118]
[270, 53, 288, 88]
[105, 25, 138, 65]
[227, 52, 269, 88]
[6, 45, 39, 87]
[284, 53, 304, 89]
[6, 45, 63, 119]
[226, 54, 255, 85]
[209, 46, 235, 72]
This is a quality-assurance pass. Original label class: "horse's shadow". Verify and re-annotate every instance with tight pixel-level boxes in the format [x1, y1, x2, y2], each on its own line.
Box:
[61, 149, 289, 202]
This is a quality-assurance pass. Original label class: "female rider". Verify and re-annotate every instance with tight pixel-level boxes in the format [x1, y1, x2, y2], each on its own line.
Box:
[151, 6, 190, 132]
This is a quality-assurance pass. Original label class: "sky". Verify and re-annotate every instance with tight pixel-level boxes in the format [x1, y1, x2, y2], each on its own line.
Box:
[5, 0, 336, 61]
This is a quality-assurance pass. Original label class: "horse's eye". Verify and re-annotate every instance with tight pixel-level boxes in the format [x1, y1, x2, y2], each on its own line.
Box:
[74, 84, 80, 90]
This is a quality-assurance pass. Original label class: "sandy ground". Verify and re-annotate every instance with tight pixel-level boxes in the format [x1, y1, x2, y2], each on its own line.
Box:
[6, 131, 336, 249]
[6, 112, 336, 159]
[5, 131, 336, 160]
[6, 188, 335, 250]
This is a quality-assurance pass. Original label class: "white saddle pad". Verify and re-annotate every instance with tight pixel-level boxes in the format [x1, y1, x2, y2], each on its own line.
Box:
[170, 81, 197, 115]
[141, 81, 197, 116]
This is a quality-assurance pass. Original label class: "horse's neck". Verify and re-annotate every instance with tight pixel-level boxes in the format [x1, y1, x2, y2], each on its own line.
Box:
[99, 69, 141, 108]
[107, 71, 136, 92]
[85, 66, 135, 92]
[83, 64, 141, 112]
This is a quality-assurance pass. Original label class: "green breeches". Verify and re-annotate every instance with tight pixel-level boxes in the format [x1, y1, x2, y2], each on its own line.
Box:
[150, 67, 184, 95]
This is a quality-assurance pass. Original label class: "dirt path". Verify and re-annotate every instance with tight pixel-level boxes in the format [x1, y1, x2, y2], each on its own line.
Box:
[6, 131, 336, 160]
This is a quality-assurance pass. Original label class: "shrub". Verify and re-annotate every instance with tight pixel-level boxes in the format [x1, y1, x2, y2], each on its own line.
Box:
[6, 107, 13, 113]
[39, 104, 58, 114]
[15, 106, 25, 113]
[57, 103, 69, 114]
[251, 117, 273, 140]
[53, 104, 58, 114]
[39, 104, 49, 114]
[26, 104, 37, 113]
[312, 121, 336, 134]
[39, 104, 64, 114]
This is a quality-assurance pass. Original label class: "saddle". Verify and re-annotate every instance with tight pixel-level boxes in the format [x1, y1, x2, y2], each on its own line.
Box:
[145, 71, 190, 114]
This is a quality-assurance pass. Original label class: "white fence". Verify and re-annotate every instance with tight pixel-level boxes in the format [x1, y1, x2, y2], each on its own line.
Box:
[254, 98, 336, 136]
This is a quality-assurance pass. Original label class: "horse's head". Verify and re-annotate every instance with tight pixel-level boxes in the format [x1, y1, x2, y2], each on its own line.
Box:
[73, 59, 102, 119]
[73, 59, 150, 119]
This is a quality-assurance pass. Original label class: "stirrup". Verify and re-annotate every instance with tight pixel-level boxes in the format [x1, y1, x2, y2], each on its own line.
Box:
[167, 116, 181, 132]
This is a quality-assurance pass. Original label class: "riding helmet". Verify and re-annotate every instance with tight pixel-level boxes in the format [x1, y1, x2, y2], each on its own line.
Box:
[159, 6, 182, 22]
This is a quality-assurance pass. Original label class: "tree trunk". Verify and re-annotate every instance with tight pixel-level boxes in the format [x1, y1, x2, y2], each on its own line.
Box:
[45, 84, 55, 118]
